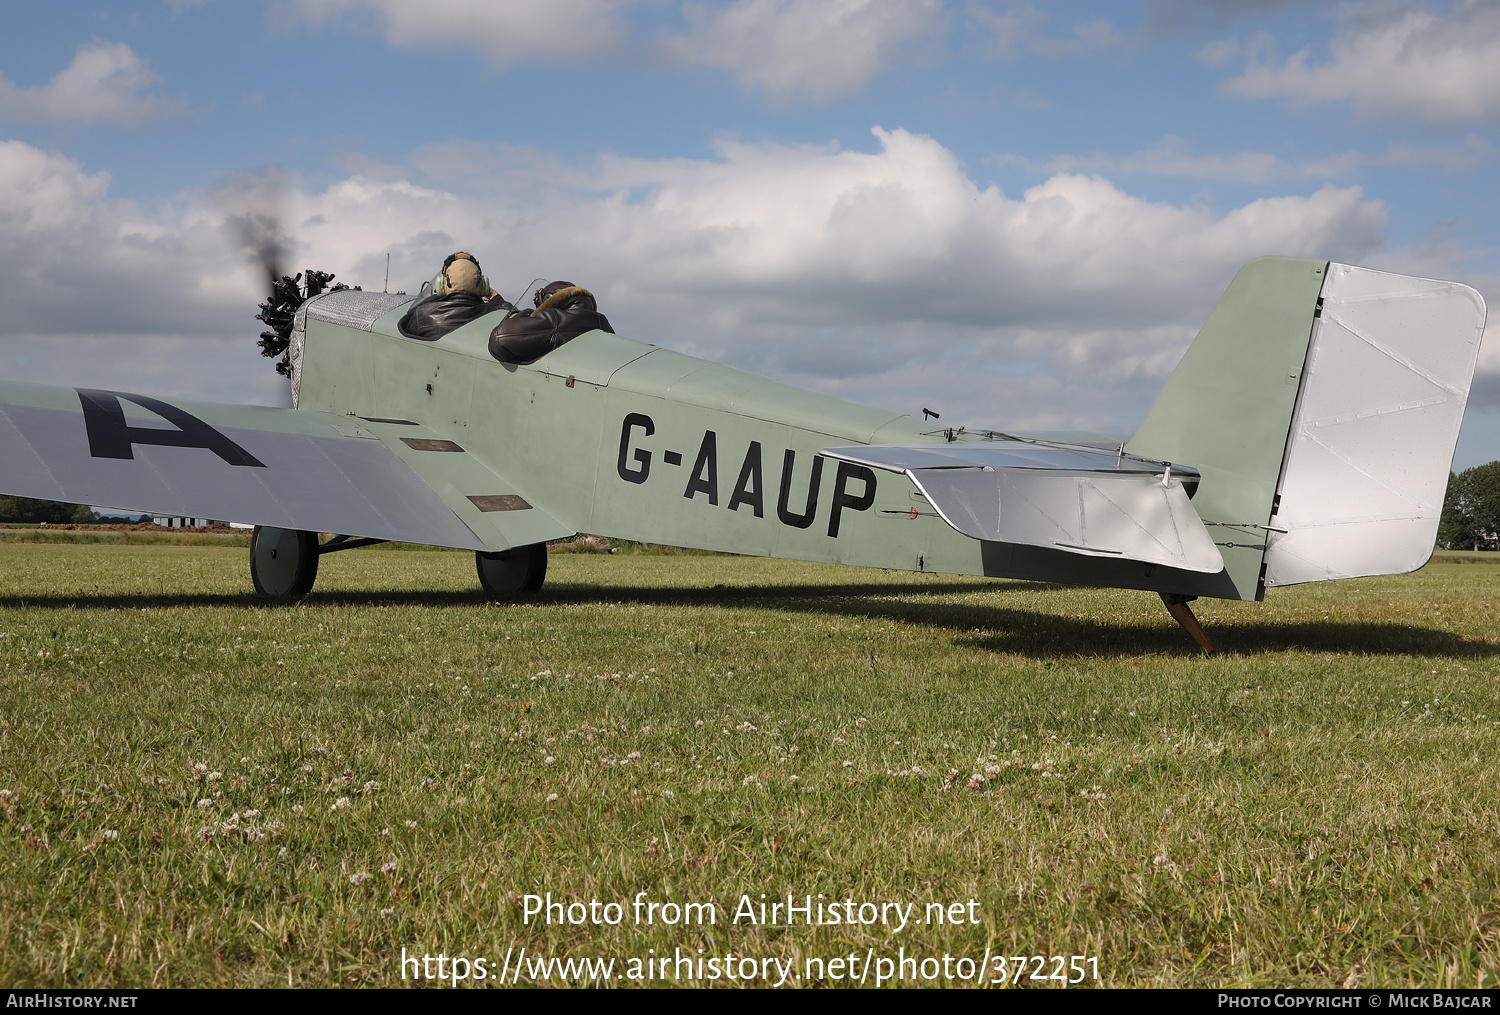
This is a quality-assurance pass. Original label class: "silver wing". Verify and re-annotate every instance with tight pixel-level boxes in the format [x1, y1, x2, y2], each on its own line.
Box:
[0, 380, 572, 551]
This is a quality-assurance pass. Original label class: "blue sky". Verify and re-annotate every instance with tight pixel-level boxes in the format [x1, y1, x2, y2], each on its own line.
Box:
[2, 0, 1498, 466]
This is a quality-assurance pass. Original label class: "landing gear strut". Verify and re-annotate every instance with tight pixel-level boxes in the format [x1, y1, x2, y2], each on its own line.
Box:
[476, 543, 547, 595]
[1160, 592, 1215, 654]
[250, 526, 319, 597]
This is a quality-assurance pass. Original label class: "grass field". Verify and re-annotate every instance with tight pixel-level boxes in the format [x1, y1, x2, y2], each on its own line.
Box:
[1, 542, 1497, 989]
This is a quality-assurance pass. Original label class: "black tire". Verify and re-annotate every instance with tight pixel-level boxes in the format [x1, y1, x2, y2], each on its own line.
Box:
[250, 526, 320, 597]
[476, 543, 547, 595]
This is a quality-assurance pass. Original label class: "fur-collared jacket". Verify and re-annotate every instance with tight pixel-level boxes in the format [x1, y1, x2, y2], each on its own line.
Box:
[488, 287, 614, 364]
[400, 291, 509, 340]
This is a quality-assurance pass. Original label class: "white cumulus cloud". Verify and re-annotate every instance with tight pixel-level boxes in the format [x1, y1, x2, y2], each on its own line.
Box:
[1, 127, 1405, 434]
[0, 42, 186, 127]
[0, 141, 281, 405]
[1014, 134, 1493, 184]
[281, 0, 632, 65]
[284, 0, 944, 101]
[660, 0, 944, 102]
[1224, 0, 1500, 125]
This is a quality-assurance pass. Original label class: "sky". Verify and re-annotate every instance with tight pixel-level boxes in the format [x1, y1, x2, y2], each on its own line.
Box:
[2, 0, 1499, 467]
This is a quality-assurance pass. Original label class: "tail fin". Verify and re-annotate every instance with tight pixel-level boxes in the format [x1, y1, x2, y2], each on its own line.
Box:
[1126, 256, 1485, 600]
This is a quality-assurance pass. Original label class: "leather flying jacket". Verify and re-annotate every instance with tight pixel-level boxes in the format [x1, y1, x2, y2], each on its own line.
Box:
[400, 291, 510, 340]
[488, 288, 614, 364]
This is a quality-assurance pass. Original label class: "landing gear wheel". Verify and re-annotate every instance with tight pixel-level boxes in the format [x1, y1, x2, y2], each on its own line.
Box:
[250, 526, 320, 597]
[476, 543, 547, 595]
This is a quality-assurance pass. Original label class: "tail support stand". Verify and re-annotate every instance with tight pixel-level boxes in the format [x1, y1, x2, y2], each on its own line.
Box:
[1159, 593, 1216, 654]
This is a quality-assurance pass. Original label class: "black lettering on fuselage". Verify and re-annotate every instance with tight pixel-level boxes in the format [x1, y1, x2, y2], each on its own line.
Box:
[76, 389, 265, 467]
[614, 414, 877, 538]
[617, 413, 654, 484]
[777, 449, 823, 529]
[828, 461, 877, 538]
[728, 441, 764, 517]
[684, 431, 719, 504]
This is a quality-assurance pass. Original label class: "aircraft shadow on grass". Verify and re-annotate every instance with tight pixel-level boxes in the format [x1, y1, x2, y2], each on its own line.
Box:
[4, 576, 1494, 660]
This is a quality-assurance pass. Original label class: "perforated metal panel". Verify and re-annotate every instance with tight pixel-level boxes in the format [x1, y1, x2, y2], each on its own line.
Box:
[291, 291, 416, 408]
[305, 290, 416, 331]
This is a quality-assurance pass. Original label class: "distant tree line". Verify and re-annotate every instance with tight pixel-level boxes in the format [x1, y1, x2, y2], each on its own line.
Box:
[0, 498, 96, 524]
[1439, 462, 1500, 550]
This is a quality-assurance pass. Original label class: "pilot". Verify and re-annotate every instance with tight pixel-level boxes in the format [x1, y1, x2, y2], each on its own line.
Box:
[400, 252, 512, 339]
[487, 280, 614, 364]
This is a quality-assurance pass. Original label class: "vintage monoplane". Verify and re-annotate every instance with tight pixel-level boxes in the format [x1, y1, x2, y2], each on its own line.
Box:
[0, 257, 1484, 650]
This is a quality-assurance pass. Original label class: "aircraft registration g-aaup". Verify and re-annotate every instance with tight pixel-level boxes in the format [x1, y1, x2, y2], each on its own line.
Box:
[0, 257, 1485, 650]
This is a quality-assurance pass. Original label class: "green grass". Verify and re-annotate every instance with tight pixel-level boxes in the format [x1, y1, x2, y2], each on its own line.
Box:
[1, 543, 1498, 988]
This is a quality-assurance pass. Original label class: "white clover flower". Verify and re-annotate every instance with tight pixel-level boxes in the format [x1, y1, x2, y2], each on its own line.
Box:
[101, 829, 118, 841]
[379, 908, 395, 917]
[855, 718, 868, 728]
[661, 790, 674, 798]
[842, 761, 853, 768]
[206, 772, 222, 782]
[544, 757, 556, 765]
[404, 819, 417, 829]
[349, 872, 369, 885]
[381, 861, 398, 876]
[196, 798, 214, 810]
[242, 810, 260, 820]
[741, 775, 758, 785]
[291, 804, 305, 815]
[545, 793, 559, 802]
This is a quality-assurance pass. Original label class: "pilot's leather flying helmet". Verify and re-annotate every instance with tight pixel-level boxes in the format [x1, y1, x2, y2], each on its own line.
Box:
[442, 251, 484, 294]
[534, 280, 574, 308]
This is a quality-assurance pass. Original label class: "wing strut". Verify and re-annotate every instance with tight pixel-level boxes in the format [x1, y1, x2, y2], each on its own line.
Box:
[1159, 593, 1215, 654]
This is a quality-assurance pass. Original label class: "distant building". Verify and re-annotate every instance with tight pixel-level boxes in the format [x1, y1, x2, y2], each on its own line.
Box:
[152, 516, 222, 528]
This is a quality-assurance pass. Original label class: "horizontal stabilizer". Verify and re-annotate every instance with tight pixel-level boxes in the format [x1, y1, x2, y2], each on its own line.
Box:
[822, 442, 1224, 573]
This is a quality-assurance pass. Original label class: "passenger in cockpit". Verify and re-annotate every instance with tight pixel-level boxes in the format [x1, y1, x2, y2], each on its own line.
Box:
[399, 251, 511, 340]
[487, 280, 614, 364]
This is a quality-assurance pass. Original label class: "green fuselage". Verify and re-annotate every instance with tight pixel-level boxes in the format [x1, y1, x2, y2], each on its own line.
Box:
[296, 305, 1241, 598]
